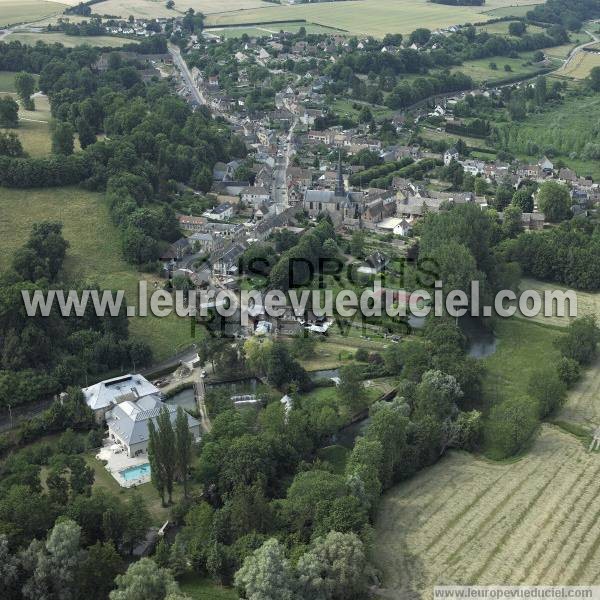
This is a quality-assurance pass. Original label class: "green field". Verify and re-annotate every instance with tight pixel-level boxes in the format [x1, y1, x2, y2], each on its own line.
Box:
[205, 0, 490, 38]
[476, 20, 545, 37]
[0, 187, 193, 360]
[452, 52, 553, 84]
[481, 318, 563, 409]
[0, 0, 66, 27]
[179, 574, 238, 600]
[332, 98, 394, 121]
[483, 4, 539, 18]
[7, 31, 136, 48]
[206, 21, 347, 39]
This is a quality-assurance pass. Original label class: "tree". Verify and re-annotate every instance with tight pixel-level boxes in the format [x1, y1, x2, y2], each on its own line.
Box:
[110, 558, 189, 600]
[290, 331, 317, 360]
[234, 538, 296, 600]
[296, 531, 368, 600]
[502, 204, 523, 238]
[350, 231, 364, 258]
[175, 406, 193, 497]
[166, 0, 175, 7]
[0, 131, 24, 157]
[51, 121, 75, 155]
[537, 181, 571, 222]
[556, 316, 600, 365]
[557, 356, 580, 387]
[0, 96, 19, 128]
[22, 519, 84, 600]
[485, 396, 538, 458]
[508, 21, 527, 36]
[78, 541, 123, 600]
[527, 368, 566, 418]
[337, 365, 368, 414]
[14, 72, 36, 110]
[148, 407, 177, 505]
[512, 187, 534, 213]
[414, 370, 462, 423]
[589, 66, 600, 91]
[77, 118, 96, 149]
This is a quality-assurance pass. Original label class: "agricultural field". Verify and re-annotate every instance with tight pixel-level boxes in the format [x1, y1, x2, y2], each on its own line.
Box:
[0, 70, 19, 92]
[557, 51, 600, 79]
[476, 20, 545, 37]
[451, 53, 553, 84]
[518, 278, 600, 329]
[374, 424, 600, 595]
[374, 283, 600, 594]
[0, 92, 55, 156]
[6, 31, 135, 47]
[205, 0, 489, 38]
[206, 20, 345, 39]
[0, 187, 193, 359]
[483, 4, 540, 18]
[92, 0, 267, 19]
[0, 0, 66, 27]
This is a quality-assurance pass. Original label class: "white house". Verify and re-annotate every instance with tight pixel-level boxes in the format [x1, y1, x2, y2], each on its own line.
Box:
[82, 374, 159, 422]
[106, 394, 201, 457]
[393, 219, 413, 237]
[444, 147, 459, 166]
[205, 203, 234, 221]
[241, 186, 271, 207]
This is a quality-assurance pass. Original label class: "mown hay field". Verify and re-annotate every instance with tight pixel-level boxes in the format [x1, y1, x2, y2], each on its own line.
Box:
[374, 424, 600, 596]
[0, 0, 66, 27]
[374, 285, 600, 594]
[557, 51, 600, 79]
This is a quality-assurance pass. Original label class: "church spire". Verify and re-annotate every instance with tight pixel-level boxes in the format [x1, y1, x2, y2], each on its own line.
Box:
[335, 148, 345, 197]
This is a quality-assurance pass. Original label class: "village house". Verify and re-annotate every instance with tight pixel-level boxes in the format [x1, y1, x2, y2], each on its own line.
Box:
[178, 214, 206, 232]
[241, 186, 271, 208]
[106, 394, 200, 458]
[206, 202, 234, 221]
[82, 374, 160, 422]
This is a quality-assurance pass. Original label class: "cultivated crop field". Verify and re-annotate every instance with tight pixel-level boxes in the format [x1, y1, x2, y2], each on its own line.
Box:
[0, 0, 66, 27]
[205, 0, 487, 37]
[92, 0, 267, 19]
[374, 424, 600, 596]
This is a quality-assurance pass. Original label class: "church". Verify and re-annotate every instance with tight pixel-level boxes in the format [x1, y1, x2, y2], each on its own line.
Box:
[302, 154, 365, 223]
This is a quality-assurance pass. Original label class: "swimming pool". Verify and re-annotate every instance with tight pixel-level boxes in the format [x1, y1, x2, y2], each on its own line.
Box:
[120, 463, 151, 482]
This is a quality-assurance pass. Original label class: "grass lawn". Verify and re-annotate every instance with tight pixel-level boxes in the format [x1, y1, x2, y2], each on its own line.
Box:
[179, 574, 238, 600]
[205, 0, 489, 38]
[483, 4, 539, 18]
[84, 452, 186, 525]
[0, 0, 66, 27]
[451, 53, 553, 84]
[0, 186, 193, 360]
[317, 444, 350, 474]
[8, 32, 136, 48]
[332, 98, 394, 122]
[482, 318, 563, 410]
[476, 21, 545, 37]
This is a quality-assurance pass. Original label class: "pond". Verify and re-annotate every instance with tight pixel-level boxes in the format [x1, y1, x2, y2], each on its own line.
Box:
[165, 387, 196, 410]
[309, 368, 340, 381]
[462, 316, 497, 359]
[408, 315, 497, 359]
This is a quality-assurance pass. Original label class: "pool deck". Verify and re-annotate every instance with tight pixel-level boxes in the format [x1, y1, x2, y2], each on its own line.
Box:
[96, 442, 152, 488]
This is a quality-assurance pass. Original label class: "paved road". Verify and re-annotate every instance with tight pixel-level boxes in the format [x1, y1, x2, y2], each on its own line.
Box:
[168, 43, 205, 107]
